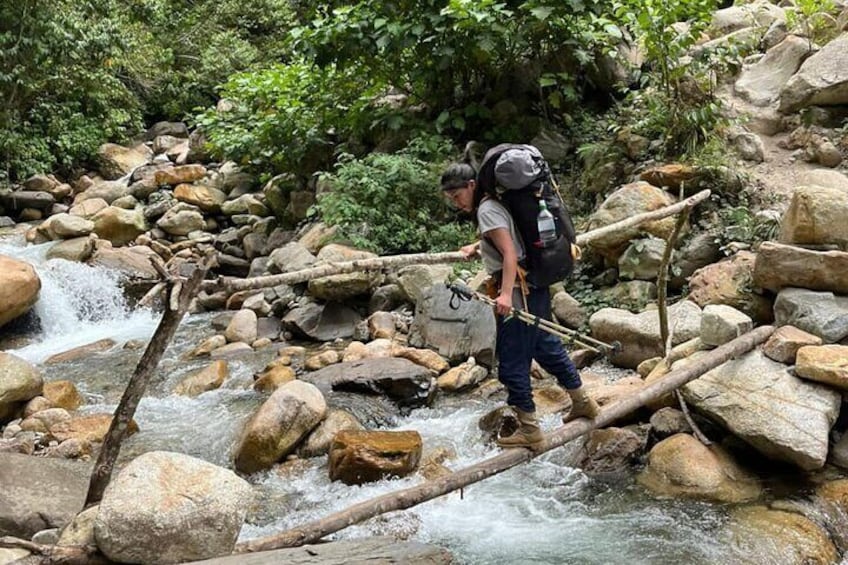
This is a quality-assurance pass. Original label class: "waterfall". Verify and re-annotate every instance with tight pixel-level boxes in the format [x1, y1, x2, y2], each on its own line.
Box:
[0, 236, 158, 363]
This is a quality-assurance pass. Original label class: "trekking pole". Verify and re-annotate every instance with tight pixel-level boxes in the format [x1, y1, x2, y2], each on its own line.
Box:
[446, 282, 621, 356]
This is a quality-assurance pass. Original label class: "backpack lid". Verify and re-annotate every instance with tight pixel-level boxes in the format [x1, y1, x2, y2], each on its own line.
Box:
[494, 149, 543, 190]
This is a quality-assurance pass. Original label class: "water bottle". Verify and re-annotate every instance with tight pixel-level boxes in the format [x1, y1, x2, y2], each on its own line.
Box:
[536, 199, 557, 247]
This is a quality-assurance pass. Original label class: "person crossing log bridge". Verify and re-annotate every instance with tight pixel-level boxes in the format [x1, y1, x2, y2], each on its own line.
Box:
[235, 325, 775, 554]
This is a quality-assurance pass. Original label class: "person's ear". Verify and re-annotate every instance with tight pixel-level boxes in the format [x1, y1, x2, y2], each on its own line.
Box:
[467, 179, 476, 190]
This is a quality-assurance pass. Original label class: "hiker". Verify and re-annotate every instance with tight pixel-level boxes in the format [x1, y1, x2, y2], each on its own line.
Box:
[440, 157, 600, 451]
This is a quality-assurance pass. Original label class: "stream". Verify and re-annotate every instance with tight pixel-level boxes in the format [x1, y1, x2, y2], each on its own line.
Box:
[0, 230, 813, 564]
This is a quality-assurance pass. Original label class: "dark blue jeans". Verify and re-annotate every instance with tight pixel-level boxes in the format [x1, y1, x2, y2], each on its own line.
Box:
[496, 286, 583, 413]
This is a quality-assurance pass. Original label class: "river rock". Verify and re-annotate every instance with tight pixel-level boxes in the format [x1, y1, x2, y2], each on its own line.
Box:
[190, 536, 453, 564]
[551, 290, 587, 329]
[225, 309, 258, 344]
[710, 0, 784, 37]
[0, 453, 90, 538]
[308, 244, 382, 301]
[649, 407, 693, 439]
[96, 143, 149, 180]
[174, 183, 227, 213]
[735, 35, 810, 106]
[393, 346, 450, 374]
[156, 203, 205, 236]
[49, 414, 138, 444]
[585, 182, 679, 260]
[221, 194, 267, 216]
[174, 361, 229, 397]
[618, 237, 666, 280]
[253, 363, 296, 392]
[753, 241, 848, 295]
[145, 121, 188, 140]
[299, 409, 364, 458]
[795, 345, 848, 389]
[283, 301, 362, 341]
[70, 197, 109, 218]
[639, 163, 698, 191]
[724, 506, 838, 565]
[408, 284, 496, 366]
[779, 32, 848, 113]
[762, 325, 823, 364]
[46, 236, 95, 262]
[0, 190, 55, 212]
[437, 359, 489, 392]
[57, 505, 99, 547]
[303, 357, 435, 408]
[671, 232, 723, 289]
[779, 185, 848, 248]
[799, 168, 848, 192]
[94, 451, 252, 564]
[588, 300, 702, 368]
[91, 206, 148, 246]
[268, 241, 317, 274]
[0, 254, 40, 329]
[88, 243, 160, 281]
[687, 251, 773, 322]
[638, 433, 761, 503]
[74, 180, 130, 205]
[46, 213, 94, 239]
[682, 350, 841, 470]
[700, 304, 753, 347]
[45, 338, 115, 364]
[154, 164, 206, 186]
[367, 311, 396, 340]
[234, 380, 326, 473]
[578, 427, 645, 478]
[0, 352, 42, 422]
[396, 264, 453, 305]
[774, 288, 848, 343]
[329, 430, 422, 485]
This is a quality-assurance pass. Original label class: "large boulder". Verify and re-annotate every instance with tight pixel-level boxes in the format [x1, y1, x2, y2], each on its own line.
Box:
[710, 1, 785, 37]
[298, 409, 364, 458]
[779, 32, 848, 113]
[687, 251, 773, 322]
[282, 301, 362, 342]
[637, 433, 761, 503]
[773, 288, 848, 343]
[234, 380, 326, 473]
[799, 169, 848, 192]
[328, 430, 422, 485]
[682, 350, 841, 470]
[754, 241, 848, 295]
[0, 453, 90, 538]
[174, 361, 229, 397]
[585, 182, 679, 260]
[778, 185, 848, 248]
[91, 206, 148, 247]
[588, 300, 702, 368]
[96, 143, 149, 180]
[174, 183, 227, 213]
[94, 451, 252, 564]
[734, 35, 810, 106]
[0, 254, 40, 329]
[303, 357, 435, 408]
[408, 284, 496, 366]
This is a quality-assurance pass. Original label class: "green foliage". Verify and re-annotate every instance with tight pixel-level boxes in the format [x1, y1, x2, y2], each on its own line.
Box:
[315, 138, 475, 254]
[786, 0, 840, 47]
[0, 0, 143, 180]
[714, 205, 780, 254]
[197, 62, 384, 180]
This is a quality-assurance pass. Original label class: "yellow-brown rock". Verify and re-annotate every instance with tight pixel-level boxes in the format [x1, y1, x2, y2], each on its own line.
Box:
[304, 349, 340, 370]
[253, 364, 296, 393]
[795, 345, 848, 389]
[45, 339, 115, 364]
[779, 185, 848, 248]
[762, 325, 823, 364]
[329, 430, 422, 485]
[639, 163, 698, 191]
[43, 381, 83, 410]
[174, 361, 229, 397]
[725, 506, 837, 565]
[154, 164, 206, 186]
[687, 251, 773, 322]
[393, 347, 450, 374]
[173, 183, 226, 213]
[637, 433, 762, 503]
[0, 254, 40, 328]
[50, 414, 138, 443]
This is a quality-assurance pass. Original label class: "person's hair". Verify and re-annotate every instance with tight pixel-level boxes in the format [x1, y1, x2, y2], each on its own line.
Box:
[440, 163, 475, 191]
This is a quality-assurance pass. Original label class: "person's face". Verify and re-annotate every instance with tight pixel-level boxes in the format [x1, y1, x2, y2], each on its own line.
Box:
[443, 180, 475, 213]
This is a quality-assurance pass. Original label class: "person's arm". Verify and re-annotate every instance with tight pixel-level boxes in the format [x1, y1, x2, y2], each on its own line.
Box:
[486, 227, 518, 316]
[460, 241, 480, 259]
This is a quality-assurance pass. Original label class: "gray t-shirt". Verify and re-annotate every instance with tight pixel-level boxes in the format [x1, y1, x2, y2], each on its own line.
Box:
[477, 197, 525, 275]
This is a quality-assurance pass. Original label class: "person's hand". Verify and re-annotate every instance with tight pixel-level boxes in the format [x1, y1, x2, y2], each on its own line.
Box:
[460, 243, 479, 260]
[494, 292, 512, 316]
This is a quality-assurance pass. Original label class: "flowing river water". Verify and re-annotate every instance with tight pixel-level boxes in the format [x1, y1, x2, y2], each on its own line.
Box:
[1, 229, 827, 564]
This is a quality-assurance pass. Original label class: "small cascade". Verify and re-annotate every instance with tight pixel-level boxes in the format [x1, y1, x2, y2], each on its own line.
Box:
[0, 237, 158, 363]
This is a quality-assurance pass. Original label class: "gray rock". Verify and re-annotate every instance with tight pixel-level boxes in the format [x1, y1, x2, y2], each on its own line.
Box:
[774, 288, 848, 343]
[780, 33, 848, 112]
[302, 357, 435, 408]
[618, 237, 666, 280]
[700, 304, 753, 346]
[735, 35, 810, 106]
[144, 121, 189, 140]
[0, 453, 90, 538]
[408, 284, 496, 366]
[682, 350, 841, 470]
[754, 241, 848, 295]
[95, 451, 252, 564]
[283, 301, 362, 342]
[268, 241, 317, 274]
[0, 190, 55, 212]
[397, 264, 453, 305]
[732, 132, 765, 162]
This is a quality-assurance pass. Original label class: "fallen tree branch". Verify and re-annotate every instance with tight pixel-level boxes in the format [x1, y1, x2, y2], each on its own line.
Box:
[204, 189, 712, 294]
[84, 254, 213, 506]
[0, 536, 107, 564]
[236, 324, 773, 553]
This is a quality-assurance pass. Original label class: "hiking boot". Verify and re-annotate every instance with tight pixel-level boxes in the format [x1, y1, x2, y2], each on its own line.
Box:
[497, 408, 544, 451]
[563, 387, 600, 423]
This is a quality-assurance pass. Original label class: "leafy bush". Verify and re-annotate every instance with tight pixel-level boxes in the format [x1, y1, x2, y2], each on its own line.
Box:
[315, 138, 475, 254]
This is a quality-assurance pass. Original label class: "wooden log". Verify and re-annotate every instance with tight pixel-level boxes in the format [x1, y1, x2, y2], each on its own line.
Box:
[205, 189, 712, 294]
[84, 255, 212, 506]
[0, 536, 107, 565]
[235, 324, 773, 553]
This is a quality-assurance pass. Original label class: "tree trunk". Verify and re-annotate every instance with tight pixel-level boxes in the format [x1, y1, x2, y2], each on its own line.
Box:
[235, 324, 773, 553]
[84, 257, 211, 506]
[206, 189, 711, 295]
